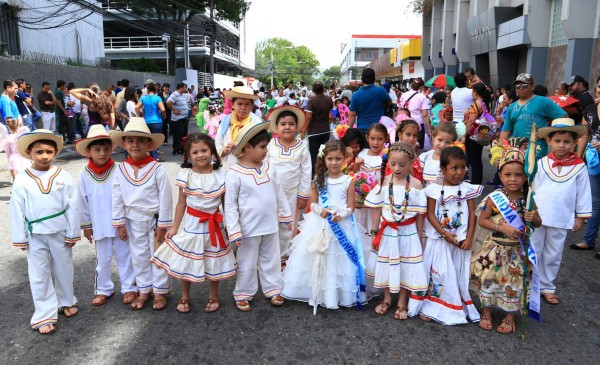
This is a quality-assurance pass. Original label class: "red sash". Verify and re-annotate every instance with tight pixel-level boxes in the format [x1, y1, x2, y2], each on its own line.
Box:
[372, 216, 417, 250]
[186, 207, 226, 249]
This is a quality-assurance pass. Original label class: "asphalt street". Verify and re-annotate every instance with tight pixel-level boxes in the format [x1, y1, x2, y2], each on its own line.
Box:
[0, 124, 598, 364]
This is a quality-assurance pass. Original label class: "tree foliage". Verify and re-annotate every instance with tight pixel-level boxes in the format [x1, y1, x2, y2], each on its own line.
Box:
[321, 66, 341, 88]
[121, 0, 250, 24]
[409, 0, 432, 15]
[255, 38, 320, 88]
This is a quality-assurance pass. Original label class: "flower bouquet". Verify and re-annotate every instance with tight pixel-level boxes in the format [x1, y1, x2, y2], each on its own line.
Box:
[350, 171, 378, 206]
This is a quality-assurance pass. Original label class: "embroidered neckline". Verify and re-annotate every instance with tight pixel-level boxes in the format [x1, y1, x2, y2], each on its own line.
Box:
[84, 163, 115, 183]
[540, 157, 584, 183]
[26, 167, 61, 194]
[273, 139, 302, 155]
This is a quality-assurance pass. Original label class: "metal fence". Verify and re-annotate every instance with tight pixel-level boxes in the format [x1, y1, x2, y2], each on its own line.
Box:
[8, 51, 101, 67]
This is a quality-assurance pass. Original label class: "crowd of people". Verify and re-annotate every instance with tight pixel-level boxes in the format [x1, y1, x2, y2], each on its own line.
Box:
[1, 68, 599, 338]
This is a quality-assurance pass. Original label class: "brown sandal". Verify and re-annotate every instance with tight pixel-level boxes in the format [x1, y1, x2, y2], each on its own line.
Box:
[153, 295, 168, 311]
[59, 306, 78, 318]
[91, 294, 112, 306]
[393, 306, 408, 320]
[131, 294, 150, 310]
[479, 315, 493, 331]
[176, 298, 191, 313]
[37, 323, 57, 335]
[419, 313, 432, 322]
[270, 295, 285, 307]
[497, 319, 516, 334]
[542, 293, 560, 305]
[122, 291, 138, 305]
[375, 301, 391, 316]
[236, 300, 252, 312]
[204, 298, 220, 313]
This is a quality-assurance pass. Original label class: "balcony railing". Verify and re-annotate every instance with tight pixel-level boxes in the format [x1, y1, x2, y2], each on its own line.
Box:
[103, 35, 239, 60]
[101, 0, 131, 10]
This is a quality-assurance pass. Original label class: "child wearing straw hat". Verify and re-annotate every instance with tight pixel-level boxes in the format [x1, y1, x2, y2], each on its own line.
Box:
[224, 119, 292, 312]
[266, 106, 311, 263]
[530, 118, 592, 305]
[110, 117, 174, 310]
[75, 125, 138, 307]
[9, 129, 80, 334]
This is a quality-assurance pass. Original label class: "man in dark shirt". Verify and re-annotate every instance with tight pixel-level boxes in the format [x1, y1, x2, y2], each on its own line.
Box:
[14, 79, 35, 130]
[566, 75, 595, 124]
[38, 81, 58, 132]
[54, 80, 73, 143]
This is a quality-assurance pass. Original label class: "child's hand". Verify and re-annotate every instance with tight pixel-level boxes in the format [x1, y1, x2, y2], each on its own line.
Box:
[331, 213, 342, 223]
[573, 218, 585, 232]
[83, 229, 93, 242]
[460, 239, 473, 250]
[155, 227, 167, 244]
[499, 225, 521, 240]
[320, 208, 331, 219]
[235, 239, 243, 247]
[165, 227, 177, 239]
[221, 142, 235, 156]
[524, 210, 535, 222]
[443, 231, 459, 246]
[297, 197, 308, 210]
[118, 226, 128, 241]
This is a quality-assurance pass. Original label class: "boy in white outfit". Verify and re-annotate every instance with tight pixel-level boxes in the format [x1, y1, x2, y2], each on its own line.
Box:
[225, 120, 292, 312]
[75, 125, 137, 307]
[9, 129, 80, 334]
[110, 118, 174, 311]
[531, 118, 592, 305]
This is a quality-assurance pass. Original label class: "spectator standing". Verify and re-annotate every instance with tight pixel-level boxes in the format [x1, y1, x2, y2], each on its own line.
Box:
[37, 81, 57, 131]
[159, 83, 172, 144]
[135, 83, 165, 159]
[451, 73, 474, 123]
[70, 84, 115, 133]
[565, 75, 595, 124]
[1, 80, 20, 125]
[54, 80, 72, 143]
[300, 81, 334, 171]
[275, 89, 287, 107]
[398, 78, 432, 150]
[463, 82, 492, 184]
[465, 67, 482, 88]
[166, 82, 189, 156]
[283, 82, 295, 98]
[14, 79, 35, 130]
[348, 68, 392, 134]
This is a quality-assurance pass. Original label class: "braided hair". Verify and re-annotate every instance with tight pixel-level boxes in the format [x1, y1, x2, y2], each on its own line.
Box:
[181, 133, 222, 170]
[314, 140, 346, 192]
[378, 141, 416, 191]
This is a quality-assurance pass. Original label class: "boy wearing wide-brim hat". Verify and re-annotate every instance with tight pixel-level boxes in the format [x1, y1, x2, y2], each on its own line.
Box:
[266, 106, 311, 262]
[109, 117, 174, 310]
[224, 119, 292, 311]
[531, 118, 591, 305]
[216, 85, 262, 170]
[75, 125, 138, 307]
[10, 129, 80, 334]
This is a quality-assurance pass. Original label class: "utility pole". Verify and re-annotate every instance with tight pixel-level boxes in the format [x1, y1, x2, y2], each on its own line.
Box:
[209, 0, 215, 87]
[270, 49, 274, 89]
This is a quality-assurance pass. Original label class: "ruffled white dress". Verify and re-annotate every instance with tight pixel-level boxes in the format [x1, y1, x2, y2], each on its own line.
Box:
[408, 182, 483, 325]
[419, 150, 442, 187]
[281, 175, 367, 309]
[364, 184, 428, 293]
[354, 149, 382, 233]
[0, 125, 31, 172]
[152, 168, 236, 283]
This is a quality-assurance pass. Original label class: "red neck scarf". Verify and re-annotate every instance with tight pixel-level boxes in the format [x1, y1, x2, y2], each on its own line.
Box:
[548, 152, 584, 168]
[88, 158, 115, 175]
[125, 155, 156, 167]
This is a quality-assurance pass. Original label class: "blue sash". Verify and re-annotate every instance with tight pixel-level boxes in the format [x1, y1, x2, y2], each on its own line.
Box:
[489, 190, 541, 322]
[318, 185, 366, 308]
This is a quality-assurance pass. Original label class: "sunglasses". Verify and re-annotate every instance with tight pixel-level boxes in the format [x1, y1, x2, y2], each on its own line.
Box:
[515, 83, 531, 90]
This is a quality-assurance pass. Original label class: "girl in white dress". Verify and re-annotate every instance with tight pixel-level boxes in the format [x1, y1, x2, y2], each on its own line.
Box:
[408, 146, 483, 325]
[152, 133, 236, 313]
[0, 118, 30, 180]
[419, 122, 457, 186]
[365, 142, 428, 320]
[282, 141, 367, 314]
[355, 123, 388, 235]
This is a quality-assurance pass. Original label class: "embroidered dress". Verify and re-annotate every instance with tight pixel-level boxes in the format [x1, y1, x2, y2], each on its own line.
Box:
[355, 149, 382, 235]
[419, 150, 442, 186]
[364, 184, 428, 293]
[0, 125, 31, 173]
[152, 169, 236, 282]
[470, 191, 529, 312]
[281, 175, 367, 309]
[408, 182, 483, 325]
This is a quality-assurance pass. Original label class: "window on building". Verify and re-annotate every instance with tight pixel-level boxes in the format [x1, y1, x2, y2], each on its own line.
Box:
[549, 0, 567, 47]
[365, 51, 373, 60]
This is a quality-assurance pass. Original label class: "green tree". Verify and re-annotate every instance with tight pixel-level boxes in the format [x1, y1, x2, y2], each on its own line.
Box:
[255, 38, 320, 88]
[321, 66, 341, 88]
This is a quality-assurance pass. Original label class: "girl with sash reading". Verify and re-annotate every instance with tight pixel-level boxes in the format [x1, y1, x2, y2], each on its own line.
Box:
[471, 142, 541, 334]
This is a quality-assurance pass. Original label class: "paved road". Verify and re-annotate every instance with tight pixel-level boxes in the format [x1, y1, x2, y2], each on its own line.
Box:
[0, 125, 598, 364]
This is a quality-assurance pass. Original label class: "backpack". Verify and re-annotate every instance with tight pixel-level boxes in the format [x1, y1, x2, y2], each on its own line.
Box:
[468, 100, 497, 146]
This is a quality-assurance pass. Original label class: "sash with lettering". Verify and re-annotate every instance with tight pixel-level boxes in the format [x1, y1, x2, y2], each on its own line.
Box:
[318, 186, 366, 308]
[489, 190, 541, 321]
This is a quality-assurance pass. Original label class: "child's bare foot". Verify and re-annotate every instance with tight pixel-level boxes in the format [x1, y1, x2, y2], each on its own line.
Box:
[479, 308, 493, 331]
[393, 306, 408, 320]
[542, 293, 560, 305]
[38, 323, 57, 335]
[60, 306, 78, 318]
[497, 316, 516, 334]
[270, 295, 285, 306]
[176, 298, 191, 313]
[153, 294, 168, 310]
[122, 291, 138, 305]
[91, 294, 112, 306]
[131, 293, 150, 310]
[236, 300, 252, 312]
[204, 298, 220, 313]
[419, 313, 432, 322]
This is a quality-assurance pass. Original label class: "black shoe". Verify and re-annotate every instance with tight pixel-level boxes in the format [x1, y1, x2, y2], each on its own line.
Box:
[595, 252, 600, 260]
[570, 243, 594, 251]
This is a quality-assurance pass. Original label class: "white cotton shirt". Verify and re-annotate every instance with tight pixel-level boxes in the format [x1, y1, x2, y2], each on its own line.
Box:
[451, 87, 473, 123]
[78, 163, 119, 240]
[267, 138, 312, 199]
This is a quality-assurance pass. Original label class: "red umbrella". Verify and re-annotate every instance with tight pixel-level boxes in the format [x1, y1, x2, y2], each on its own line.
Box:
[548, 95, 578, 108]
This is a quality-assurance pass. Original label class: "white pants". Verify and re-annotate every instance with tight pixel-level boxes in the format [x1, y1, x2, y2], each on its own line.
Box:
[94, 236, 137, 296]
[279, 194, 298, 258]
[41, 111, 55, 132]
[531, 225, 568, 294]
[126, 219, 171, 295]
[27, 232, 77, 329]
[233, 232, 281, 301]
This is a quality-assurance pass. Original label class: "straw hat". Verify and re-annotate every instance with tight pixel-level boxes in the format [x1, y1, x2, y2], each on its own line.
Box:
[75, 125, 115, 156]
[17, 129, 63, 159]
[232, 120, 270, 157]
[267, 105, 306, 133]
[223, 86, 259, 100]
[109, 117, 165, 150]
[538, 118, 586, 139]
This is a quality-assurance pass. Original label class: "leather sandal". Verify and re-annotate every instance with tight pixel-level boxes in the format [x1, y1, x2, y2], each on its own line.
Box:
[91, 294, 113, 306]
[375, 301, 391, 316]
[270, 295, 285, 307]
[204, 298, 220, 313]
[236, 300, 252, 312]
[59, 306, 79, 318]
[479, 315, 493, 331]
[131, 295, 150, 310]
[152, 295, 168, 311]
[393, 306, 408, 320]
[542, 293, 560, 305]
[176, 298, 191, 314]
[122, 292, 138, 305]
[497, 319, 516, 334]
